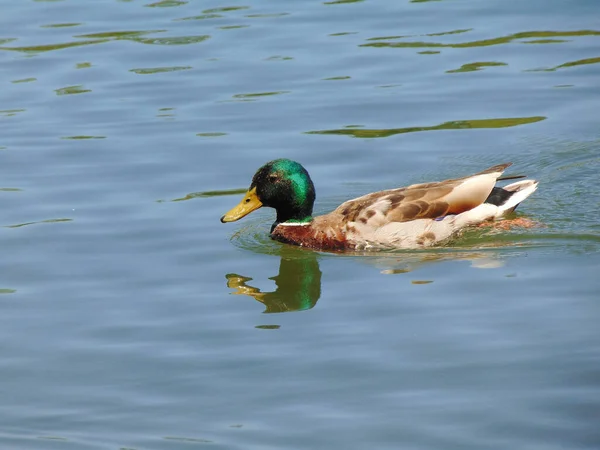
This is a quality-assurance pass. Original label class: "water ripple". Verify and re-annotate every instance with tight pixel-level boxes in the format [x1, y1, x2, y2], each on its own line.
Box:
[4, 218, 73, 228]
[0, 29, 210, 54]
[362, 29, 600, 49]
[0, 39, 109, 53]
[541, 56, 600, 72]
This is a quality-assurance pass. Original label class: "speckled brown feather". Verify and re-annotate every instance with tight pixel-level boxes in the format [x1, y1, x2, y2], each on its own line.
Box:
[271, 216, 350, 251]
[332, 163, 512, 226]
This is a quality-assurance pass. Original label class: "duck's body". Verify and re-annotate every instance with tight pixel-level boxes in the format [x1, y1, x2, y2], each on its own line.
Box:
[221, 159, 538, 251]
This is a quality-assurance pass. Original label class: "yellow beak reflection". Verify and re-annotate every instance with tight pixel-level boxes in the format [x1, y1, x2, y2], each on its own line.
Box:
[220, 188, 263, 223]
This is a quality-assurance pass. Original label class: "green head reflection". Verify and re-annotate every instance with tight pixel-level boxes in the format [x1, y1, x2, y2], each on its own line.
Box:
[226, 253, 321, 313]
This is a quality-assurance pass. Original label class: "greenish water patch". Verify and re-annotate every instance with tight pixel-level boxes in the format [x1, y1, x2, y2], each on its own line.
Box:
[367, 28, 473, 42]
[130, 66, 192, 74]
[419, 50, 440, 54]
[157, 107, 175, 118]
[0, 109, 26, 117]
[523, 39, 569, 44]
[246, 13, 289, 18]
[162, 188, 247, 202]
[427, 28, 472, 37]
[324, 0, 364, 4]
[0, 28, 210, 53]
[255, 325, 281, 329]
[550, 56, 600, 71]
[76, 62, 92, 69]
[0, 289, 16, 295]
[132, 35, 210, 45]
[61, 136, 106, 140]
[0, 188, 22, 192]
[55, 85, 91, 95]
[7, 30, 213, 50]
[446, 61, 507, 73]
[362, 30, 600, 49]
[203, 6, 249, 13]
[174, 14, 223, 21]
[196, 132, 227, 137]
[306, 116, 546, 138]
[323, 76, 351, 80]
[11, 78, 36, 83]
[164, 436, 212, 443]
[40, 23, 82, 28]
[5, 218, 72, 228]
[329, 32, 359, 36]
[219, 25, 250, 30]
[367, 35, 411, 41]
[145, 0, 187, 7]
[265, 55, 293, 61]
[525, 56, 600, 72]
[163, 435, 212, 443]
[76, 30, 165, 39]
[232, 91, 289, 99]
[0, 39, 109, 53]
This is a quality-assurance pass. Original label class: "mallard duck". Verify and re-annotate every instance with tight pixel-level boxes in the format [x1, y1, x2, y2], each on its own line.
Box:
[221, 159, 538, 250]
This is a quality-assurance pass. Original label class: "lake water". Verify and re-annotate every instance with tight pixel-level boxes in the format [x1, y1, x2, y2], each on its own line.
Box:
[1, 0, 599, 448]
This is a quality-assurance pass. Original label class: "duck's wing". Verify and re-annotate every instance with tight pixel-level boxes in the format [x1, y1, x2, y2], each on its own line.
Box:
[333, 163, 512, 227]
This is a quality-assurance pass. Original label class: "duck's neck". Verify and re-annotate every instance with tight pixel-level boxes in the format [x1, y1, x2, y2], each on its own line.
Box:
[271, 210, 313, 233]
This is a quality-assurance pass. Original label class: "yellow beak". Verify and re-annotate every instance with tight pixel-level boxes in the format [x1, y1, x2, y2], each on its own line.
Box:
[220, 187, 263, 223]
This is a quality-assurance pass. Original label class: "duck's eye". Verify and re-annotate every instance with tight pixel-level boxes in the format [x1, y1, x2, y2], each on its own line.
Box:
[268, 175, 279, 182]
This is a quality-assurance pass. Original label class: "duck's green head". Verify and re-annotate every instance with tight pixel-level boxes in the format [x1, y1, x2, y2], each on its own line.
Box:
[221, 159, 316, 227]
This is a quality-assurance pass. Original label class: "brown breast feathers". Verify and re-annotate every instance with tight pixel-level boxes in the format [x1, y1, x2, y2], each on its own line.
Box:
[270, 223, 350, 251]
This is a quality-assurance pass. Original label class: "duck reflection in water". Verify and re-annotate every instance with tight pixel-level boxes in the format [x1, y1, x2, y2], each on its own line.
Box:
[224, 240, 525, 313]
[226, 253, 321, 313]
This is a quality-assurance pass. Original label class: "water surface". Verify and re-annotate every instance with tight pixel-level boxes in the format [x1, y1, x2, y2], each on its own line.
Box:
[1, 0, 599, 449]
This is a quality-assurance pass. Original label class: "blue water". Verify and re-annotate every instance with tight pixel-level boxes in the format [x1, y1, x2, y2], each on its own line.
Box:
[1, 0, 599, 448]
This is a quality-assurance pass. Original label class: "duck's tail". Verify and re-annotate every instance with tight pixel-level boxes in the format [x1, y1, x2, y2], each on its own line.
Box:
[450, 178, 538, 230]
[488, 179, 539, 215]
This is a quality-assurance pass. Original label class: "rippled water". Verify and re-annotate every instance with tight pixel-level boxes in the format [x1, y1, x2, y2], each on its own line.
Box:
[1, 0, 599, 449]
